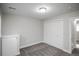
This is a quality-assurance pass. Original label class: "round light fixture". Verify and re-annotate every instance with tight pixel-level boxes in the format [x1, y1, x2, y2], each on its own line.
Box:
[39, 7, 47, 13]
[36, 5, 50, 13]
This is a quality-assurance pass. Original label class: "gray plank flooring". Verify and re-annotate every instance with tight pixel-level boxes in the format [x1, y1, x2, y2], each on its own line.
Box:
[19, 43, 72, 56]
[18, 43, 79, 56]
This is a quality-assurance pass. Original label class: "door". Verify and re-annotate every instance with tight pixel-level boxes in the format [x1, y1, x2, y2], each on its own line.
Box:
[44, 20, 64, 49]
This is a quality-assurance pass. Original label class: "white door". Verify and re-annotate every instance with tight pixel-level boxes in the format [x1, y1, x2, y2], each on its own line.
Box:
[44, 20, 64, 49]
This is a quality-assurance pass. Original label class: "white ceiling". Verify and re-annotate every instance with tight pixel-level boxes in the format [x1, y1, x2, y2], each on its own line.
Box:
[1, 3, 79, 20]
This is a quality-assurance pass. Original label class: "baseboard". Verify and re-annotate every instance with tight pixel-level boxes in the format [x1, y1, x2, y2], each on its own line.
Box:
[43, 41, 71, 54]
[15, 51, 20, 56]
[20, 41, 43, 49]
[61, 48, 71, 54]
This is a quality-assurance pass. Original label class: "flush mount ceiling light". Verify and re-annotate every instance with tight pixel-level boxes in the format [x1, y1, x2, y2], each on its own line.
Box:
[36, 5, 50, 13]
[39, 7, 47, 13]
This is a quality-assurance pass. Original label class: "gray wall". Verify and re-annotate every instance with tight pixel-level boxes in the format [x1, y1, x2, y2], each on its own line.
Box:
[2, 14, 43, 48]
[77, 32, 79, 41]
[0, 8, 1, 56]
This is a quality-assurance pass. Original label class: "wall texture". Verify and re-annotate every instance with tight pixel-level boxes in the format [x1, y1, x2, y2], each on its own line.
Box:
[2, 14, 43, 48]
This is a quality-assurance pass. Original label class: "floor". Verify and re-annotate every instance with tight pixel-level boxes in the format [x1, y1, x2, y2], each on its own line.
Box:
[19, 43, 79, 56]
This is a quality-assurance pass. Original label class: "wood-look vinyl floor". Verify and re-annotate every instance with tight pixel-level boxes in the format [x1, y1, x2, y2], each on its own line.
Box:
[19, 43, 79, 56]
[19, 43, 68, 56]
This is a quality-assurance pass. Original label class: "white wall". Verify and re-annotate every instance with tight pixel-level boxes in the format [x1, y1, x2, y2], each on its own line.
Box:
[0, 8, 1, 56]
[2, 14, 43, 48]
[63, 19, 71, 53]
[44, 10, 79, 53]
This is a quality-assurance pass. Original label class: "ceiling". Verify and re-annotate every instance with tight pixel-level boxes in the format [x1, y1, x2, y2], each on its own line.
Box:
[1, 3, 79, 20]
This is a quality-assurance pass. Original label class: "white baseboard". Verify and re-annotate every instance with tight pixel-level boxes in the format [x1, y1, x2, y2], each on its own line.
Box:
[43, 41, 71, 54]
[20, 41, 43, 49]
[15, 51, 20, 56]
[61, 48, 71, 54]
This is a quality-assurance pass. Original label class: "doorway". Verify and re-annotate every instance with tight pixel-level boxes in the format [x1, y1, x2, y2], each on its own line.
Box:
[73, 19, 79, 48]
